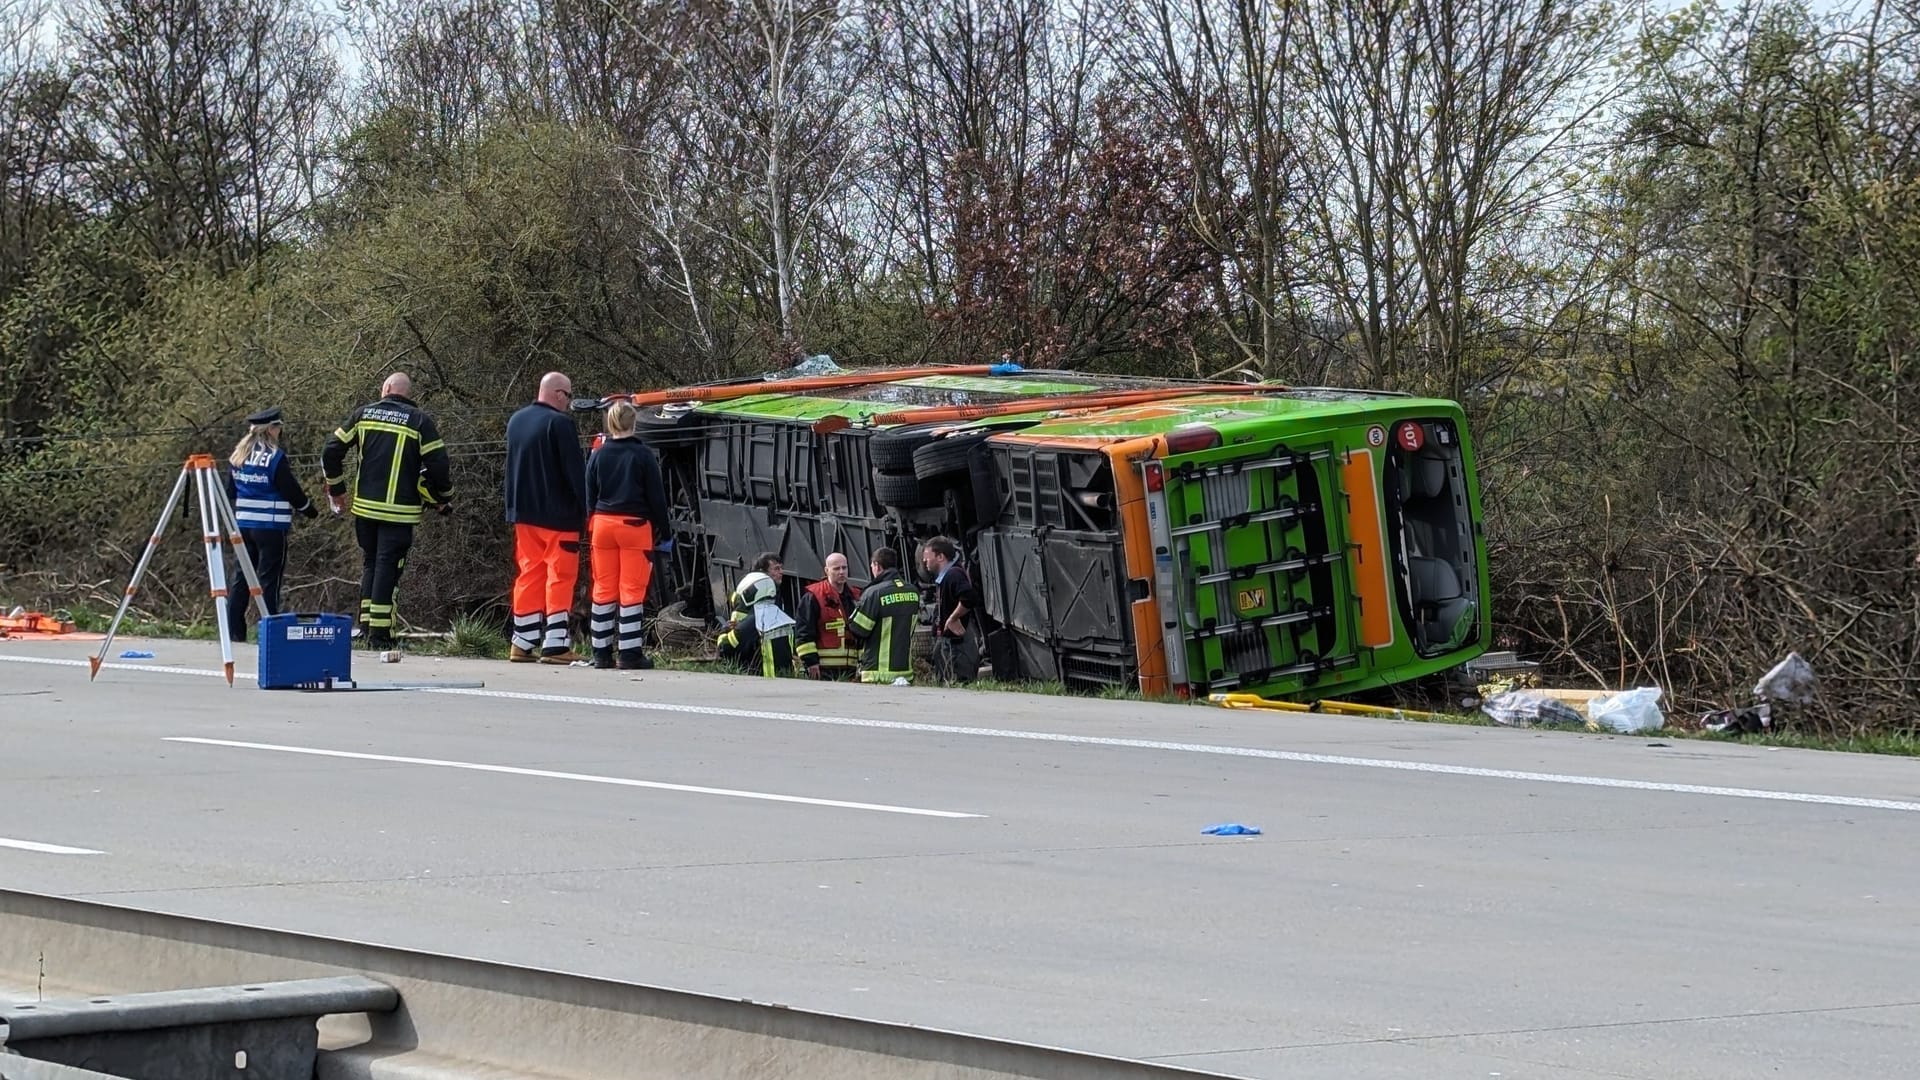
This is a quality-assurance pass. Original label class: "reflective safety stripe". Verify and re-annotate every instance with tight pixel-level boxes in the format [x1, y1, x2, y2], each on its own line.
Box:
[232, 448, 294, 531]
[234, 498, 292, 525]
[349, 498, 425, 524]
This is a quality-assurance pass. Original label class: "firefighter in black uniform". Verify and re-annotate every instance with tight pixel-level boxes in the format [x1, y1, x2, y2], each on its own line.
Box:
[715, 553, 795, 677]
[846, 546, 922, 684]
[321, 372, 453, 648]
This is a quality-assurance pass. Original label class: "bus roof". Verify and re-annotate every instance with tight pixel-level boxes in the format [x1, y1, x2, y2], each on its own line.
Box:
[681, 368, 1450, 442]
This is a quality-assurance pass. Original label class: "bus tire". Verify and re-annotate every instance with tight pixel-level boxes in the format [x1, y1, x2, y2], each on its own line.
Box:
[869, 425, 942, 471]
[873, 468, 940, 508]
[912, 432, 991, 480]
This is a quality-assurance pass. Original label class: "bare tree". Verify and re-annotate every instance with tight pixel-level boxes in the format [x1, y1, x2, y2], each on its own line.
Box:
[349, 0, 531, 180]
[1121, 0, 1315, 379]
[62, 0, 338, 265]
[1, 0, 61, 282]
[866, 0, 1054, 309]
[535, 0, 678, 141]
[1293, 0, 1622, 392]
[645, 0, 870, 352]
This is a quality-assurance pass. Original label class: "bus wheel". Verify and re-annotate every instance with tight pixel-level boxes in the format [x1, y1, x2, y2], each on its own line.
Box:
[873, 468, 941, 508]
[912, 432, 991, 480]
[870, 424, 942, 471]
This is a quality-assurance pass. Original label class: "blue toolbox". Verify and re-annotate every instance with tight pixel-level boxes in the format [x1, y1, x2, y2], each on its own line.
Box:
[256, 612, 353, 689]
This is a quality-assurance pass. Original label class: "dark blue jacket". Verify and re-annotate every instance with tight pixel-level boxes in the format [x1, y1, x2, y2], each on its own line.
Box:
[504, 403, 587, 531]
[585, 436, 670, 541]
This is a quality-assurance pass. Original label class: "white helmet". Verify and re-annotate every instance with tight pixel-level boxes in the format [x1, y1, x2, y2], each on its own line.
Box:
[734, 571, 778, 607]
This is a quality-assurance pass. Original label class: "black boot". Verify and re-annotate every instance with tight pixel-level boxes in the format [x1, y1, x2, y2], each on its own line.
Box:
[617, 647, 654, 670]
[592, 647, 615, 670]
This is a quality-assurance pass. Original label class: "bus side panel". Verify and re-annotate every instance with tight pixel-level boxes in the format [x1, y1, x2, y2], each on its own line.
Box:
[695, 415, 896, 612]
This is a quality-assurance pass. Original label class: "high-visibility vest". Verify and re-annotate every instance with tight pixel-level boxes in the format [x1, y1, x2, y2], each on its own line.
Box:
[801, 580, 861, 667]
[232, 445, 294, 530]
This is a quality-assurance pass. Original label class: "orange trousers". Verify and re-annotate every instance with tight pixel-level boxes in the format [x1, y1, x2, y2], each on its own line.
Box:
[512, 523, 582, 653]
[588, 514, 655, 658]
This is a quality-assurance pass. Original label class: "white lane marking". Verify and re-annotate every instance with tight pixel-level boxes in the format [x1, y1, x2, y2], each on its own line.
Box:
[163, 737, 984, 819]
[0, 654, 253, 680]
[9, 654, 1917, 815]
[0, 836, 105, 855]
[419, 687, 1920, 815]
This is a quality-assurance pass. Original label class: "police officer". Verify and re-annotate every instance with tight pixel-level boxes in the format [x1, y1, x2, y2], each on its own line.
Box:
[223, 407, 317, 641]
[796, 552, 862, 680]
[847, 547, 921, 684]
[321, 372, 454, 649]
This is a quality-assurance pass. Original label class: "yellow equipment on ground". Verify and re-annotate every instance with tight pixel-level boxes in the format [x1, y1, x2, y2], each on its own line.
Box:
[1209, 692, 1454, 723]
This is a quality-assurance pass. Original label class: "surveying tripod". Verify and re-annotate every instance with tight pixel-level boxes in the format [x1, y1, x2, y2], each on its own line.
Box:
[90, 454, 268, 685]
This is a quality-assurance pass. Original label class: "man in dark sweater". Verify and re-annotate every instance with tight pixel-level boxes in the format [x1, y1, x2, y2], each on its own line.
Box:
[922, 534, 981, 684]
[504, 371, 588, 664]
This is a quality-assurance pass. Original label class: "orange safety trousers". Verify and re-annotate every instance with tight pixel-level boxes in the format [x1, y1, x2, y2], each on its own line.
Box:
[588, 514, 655, 659]
[512, 523, 582, 654]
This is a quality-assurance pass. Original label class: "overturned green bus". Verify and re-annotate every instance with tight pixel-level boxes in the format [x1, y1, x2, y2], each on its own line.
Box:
[584, 363, 1489, 700]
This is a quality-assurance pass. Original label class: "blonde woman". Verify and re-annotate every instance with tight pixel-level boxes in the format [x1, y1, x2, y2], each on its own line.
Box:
[583, 402, 671, 669]
[224, 407, 317, 641]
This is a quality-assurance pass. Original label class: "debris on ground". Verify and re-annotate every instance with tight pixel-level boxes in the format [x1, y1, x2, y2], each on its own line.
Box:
[119, 650, 155, 659]
[1479, 688, 1588, 728]
[1211, 692, 1450, 721]
[1462, 650, 1542, 686]
[0, 610, 78, 637]
[1587, 686, 1666, 733]
[1700, 652, 1815, 737]
[1754, 652, 1817, 706]
[1202, 823, 1262, 836]
[1702, 704, 1773, 735]
[648, 601, 711, 657]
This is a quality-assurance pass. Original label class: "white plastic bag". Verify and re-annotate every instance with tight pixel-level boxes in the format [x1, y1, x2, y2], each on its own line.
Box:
[1753, 652, 1817, 705]
[1588, 686, 1665, 733]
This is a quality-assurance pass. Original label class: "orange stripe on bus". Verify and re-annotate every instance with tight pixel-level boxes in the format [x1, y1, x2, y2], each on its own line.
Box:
[1105, 434, 1171, 699]
[1342, 449, 1395, 649]
[987, 433, 1120, 448]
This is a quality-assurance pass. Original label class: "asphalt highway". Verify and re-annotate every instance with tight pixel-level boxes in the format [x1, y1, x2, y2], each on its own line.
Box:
[3, 635, 1918, 1079]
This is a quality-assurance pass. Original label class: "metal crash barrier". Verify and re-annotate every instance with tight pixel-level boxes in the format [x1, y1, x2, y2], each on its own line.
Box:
[0, 889, 1240, 1080]
[1, 976, 395, 1080]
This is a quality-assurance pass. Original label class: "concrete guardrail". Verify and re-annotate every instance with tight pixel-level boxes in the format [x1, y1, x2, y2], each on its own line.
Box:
[0, 889, 1246, 1080]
